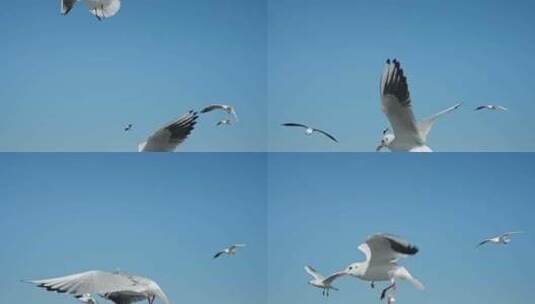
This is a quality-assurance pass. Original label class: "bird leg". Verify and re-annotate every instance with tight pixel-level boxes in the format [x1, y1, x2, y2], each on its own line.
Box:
[380, 282, 396, 300]
[371, 281, 375, 289]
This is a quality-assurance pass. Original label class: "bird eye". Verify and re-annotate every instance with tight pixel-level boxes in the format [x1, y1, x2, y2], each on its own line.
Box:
[349, 266, 353, 270]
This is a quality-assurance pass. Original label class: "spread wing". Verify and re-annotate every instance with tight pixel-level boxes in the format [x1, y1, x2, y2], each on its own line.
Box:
[323, 271, 347, 285]
[503, 231, 524, 237]
[417, 102, 462, 141]
[380, 59, 422, 146]
[477, 239, 493, 247]
[230, 244, 246, 249]
[281, 123, 309, 129]
[304, 265, 324, 281]
[26, 271, 138, 297]
[313, 128, 338, 143]
[213, 251, 226, 259]
[141, 111, 198, 152]
[61, 0, 77, 15]
[200, 104, 226, 113]
[360, 234, 419, 266]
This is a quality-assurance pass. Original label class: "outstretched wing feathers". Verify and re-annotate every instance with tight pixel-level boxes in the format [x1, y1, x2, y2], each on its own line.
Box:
[380, 59, 421, 145]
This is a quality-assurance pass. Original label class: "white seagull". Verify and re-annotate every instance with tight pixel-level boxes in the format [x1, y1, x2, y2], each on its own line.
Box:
[477, 231, 524, 247]
[377, 59, 462, 152]
[304, 265, 347, 297]
[138, 111, 198, 152]
[474, 105, 508, 111]
[61, 0, 122, 20]
[213, 244, 246, 259]
[216, 119, 232, 126]
[281, 123, 338, 143]
[25, 270, 170, 304]
[200, 104, 239, 122]
[344, 234, 424, 300]
[77, 294, 98, 304]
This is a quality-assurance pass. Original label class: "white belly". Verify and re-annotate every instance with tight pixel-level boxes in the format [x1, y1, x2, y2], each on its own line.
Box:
[84, 0, 121, 18]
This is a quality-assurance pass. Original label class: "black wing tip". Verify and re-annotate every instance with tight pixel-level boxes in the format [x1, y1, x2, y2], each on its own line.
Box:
[380, 234, 419, 255]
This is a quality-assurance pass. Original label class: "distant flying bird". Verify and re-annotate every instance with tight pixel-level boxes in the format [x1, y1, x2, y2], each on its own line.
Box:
[477, 231, 524, 247]
[124, 124, 133, 132]
[474, 105, 508, 111]
[304, 265, 347, 297]
[216, 119, 232, 126]
[77, 294, 98, 304]
[344, 234, 424, 300]
[25, 270, 170, 304]
[201, 104, 239, 122]
[213, 244, 246, 259]
[377, 59, 462, 152]
[61, 0, 121, 20]
[138, 111, 198, 152]
[281, 123, 338, 143]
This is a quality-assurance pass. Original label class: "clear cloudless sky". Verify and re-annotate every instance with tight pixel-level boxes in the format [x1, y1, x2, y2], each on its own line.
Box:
[0, 1, 267, 151]
[0, 154, 267, 304]
[268, 153, 534, 304]
[269, 0, 535, 151]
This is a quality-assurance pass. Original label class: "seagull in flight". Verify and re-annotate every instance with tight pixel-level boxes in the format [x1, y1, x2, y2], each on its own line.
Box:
[201, 104, 239, 122]
[377, 59, 462, 152]
[281, 123, 338, 143]
[304, 265, 347, 297]
[213, 244, 246, 259]
[216, 119, 232, 126]
[77, 294, 98, 304]
[25, 270, 170, 304]
[138, 110, 198, 152]
[474, 105, 508, 111]
[61, 0, 122, 20]
[477, 231, 524, 247]
[124, 124, 133, 132]
[344, 234, 424, 301]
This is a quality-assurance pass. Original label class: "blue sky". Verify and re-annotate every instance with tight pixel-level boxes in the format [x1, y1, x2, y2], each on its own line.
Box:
[269, 0, 535, 151]
[268, 153, 534, 304]
[0, 154, 267, 304]
[0, 1, 266, 151]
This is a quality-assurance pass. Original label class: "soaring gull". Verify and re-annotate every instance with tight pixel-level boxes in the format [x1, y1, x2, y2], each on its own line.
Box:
[61, 0, 122, 20]
[138, 111, 198, 152]
[477, 231, 524, 247]
[304, 265, 346, 297]
[377, 59, 462, 152]
[474, 105, 508, 111]
[213, 244, 246, 259]
[200, 104, 239, 122]
[25, 270, 170, 304]
[124, 124, 133, 132]
[281, 123, 338, 143]
[344, 234, 424, 300]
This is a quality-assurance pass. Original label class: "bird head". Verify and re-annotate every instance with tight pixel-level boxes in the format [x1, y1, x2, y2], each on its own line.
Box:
[377, 133, 395, 151]
[305, 128, 314, 135]
[344, 262, 363, 277]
